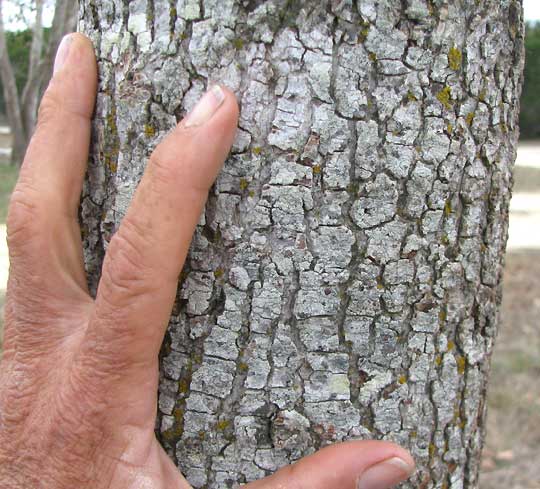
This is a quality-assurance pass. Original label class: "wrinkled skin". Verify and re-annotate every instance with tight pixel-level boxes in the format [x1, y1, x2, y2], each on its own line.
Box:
[0, 34, 414, 489]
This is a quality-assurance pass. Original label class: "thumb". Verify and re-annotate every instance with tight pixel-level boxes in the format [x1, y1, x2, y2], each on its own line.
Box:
[244, 441, 415, 489]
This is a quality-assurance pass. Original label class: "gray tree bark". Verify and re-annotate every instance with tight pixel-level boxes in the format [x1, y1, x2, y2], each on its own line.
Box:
[79, 1, 525, 488]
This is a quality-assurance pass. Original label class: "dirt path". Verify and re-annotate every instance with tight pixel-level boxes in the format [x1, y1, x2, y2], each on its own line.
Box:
[480, 251, 540, 489]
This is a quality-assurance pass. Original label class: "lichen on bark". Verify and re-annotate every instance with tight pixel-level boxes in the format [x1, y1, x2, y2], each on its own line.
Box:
[79, 1, 525, 488]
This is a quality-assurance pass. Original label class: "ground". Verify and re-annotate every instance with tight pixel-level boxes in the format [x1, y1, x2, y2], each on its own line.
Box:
[0, 130, 538, 487]
[480, 252, 540, 489]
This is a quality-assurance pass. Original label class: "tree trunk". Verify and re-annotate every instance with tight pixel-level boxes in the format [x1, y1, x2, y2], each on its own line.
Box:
[39, 0, 78, 99]
[79, 1, 525, 488]
[0, 0, 26, 165]
[21, 0, 45, 139]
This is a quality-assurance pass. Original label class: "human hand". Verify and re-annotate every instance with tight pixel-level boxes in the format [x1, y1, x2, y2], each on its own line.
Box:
[0, 33, 415, 489]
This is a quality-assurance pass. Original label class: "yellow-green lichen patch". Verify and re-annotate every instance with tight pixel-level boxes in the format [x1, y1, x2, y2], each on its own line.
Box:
[457, 356, 466, 375]
[439, 310, 447, 324]
[312, 164, 322, 175]
[398, 375, 407, 385]
[214, 267, 225, 279]
[233, 38, 244, 50]
[447, 340, 455, 351]
[437, 86, 453, 110]
[162, 407, 185, 441]
[357, 26, 370, 43]
[144, 124, 156, 137]
[465, 112, 475, 126]
[407, 90, 418, 102]
[252, 146, 263, 155]
[173, 407, 184, 424]
[178, 378, 190, 394]
[446, 123, 453, 135]
[216, 419, 231, 431]
[239, 178, 249, 191]
[448, 46, 462, 71]
[180, 32, 188, 40]
[105, 153, 118, 173]
[106, 105, 118, 135]
[368, 52, 377, 62]
[435, 355, 443, 366]
[444, 199, 452, 216]
[479, 89, 487, 103]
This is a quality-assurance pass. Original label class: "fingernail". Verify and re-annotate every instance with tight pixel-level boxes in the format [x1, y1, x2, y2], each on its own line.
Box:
[184, 85, 225, 128]
[357, 457, 415, 489]
[54, 34, 73, 74]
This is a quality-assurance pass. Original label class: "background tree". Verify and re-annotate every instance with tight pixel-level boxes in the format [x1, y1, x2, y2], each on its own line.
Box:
[520, 21, 540, 138]
[0, 0, 77, 164]
[79, 1, 525, 488]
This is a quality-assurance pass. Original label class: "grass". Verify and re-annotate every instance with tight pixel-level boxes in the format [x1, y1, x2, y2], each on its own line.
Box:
[492, 350, 540, 375]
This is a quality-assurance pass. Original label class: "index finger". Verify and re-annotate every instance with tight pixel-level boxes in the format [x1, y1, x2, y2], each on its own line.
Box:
[88, 86, 239, 368]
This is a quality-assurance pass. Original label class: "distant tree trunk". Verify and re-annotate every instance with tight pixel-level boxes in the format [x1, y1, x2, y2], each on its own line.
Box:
[39, 0, 78, 98]
[0, 0, 77, 165]
[0, 0, 26, 164]
[79, 1, 525, 488]
[21, 0, 44, 137]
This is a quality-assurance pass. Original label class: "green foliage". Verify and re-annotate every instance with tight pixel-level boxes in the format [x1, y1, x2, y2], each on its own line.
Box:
[0, 27, 51, 114]
[521, 22, 540, 139]
[0, 29, 32, 114]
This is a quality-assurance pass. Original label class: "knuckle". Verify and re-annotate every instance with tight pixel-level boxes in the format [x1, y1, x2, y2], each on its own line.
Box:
[148, 147, 183, 187]
[150, 139, 215, 196]
[99, 219, 155, 309]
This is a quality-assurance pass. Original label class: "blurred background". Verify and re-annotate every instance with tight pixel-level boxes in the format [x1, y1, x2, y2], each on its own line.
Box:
[0, 1, 538, 487]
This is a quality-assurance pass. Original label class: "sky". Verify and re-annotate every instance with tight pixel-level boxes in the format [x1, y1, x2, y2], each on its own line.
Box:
[524, 0, 540, 22]
[2, 0, 540, 30]
[2, 1, 55, 31]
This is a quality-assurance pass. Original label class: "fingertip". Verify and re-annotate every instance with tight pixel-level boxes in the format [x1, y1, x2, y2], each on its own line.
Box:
[218, 85, 240, 126]
[246, 440, 415, 489]
[50, 32, 97, 118]
[54, 32, 97, 75]
[316, 440, 415, 475]
[205, 84, 239, 152]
